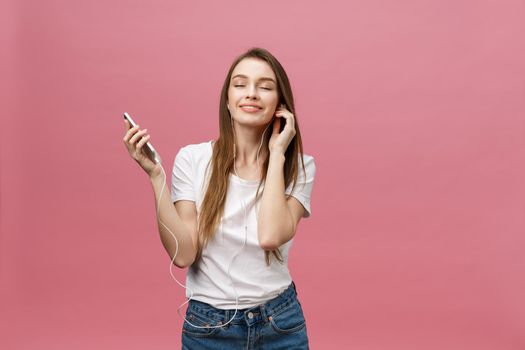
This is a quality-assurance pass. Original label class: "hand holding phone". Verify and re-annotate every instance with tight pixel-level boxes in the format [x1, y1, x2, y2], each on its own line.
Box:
[123, 112, 162, 177]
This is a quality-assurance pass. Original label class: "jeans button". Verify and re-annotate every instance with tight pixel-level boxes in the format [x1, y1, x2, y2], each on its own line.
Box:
[248, 312, 254, 319]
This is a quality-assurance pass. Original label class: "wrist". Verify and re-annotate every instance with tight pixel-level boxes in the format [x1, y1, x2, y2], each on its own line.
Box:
[149, 172, 164, 184]
[269, 150, 286, 163]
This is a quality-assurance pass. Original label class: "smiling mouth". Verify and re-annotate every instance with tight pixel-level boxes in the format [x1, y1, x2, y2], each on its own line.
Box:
[240, 106, 262, 112]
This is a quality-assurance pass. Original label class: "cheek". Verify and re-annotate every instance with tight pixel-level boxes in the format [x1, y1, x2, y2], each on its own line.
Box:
[262, 92, 279, 106]
[228, 90, 242, 104]
[264, 93, 279, 106]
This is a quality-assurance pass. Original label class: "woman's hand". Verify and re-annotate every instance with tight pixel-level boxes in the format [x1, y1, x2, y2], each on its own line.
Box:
[268, 104, 295, 155]
[268, 104, 296, 155]
[123, 120, 162, 178]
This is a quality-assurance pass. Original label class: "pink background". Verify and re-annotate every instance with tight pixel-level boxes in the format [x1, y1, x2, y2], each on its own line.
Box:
[1, 0, 524, 349]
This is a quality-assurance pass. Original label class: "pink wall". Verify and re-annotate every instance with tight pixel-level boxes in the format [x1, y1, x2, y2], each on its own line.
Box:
[1, 0, 524, 349]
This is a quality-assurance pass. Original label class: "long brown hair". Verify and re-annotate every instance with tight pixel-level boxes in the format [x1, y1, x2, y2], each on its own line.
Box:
[195, 47, 306, 266]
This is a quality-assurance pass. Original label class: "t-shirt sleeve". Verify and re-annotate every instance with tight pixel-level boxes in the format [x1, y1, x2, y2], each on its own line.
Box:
[285, 155, 316, 218]
[171, 146, 196, 203]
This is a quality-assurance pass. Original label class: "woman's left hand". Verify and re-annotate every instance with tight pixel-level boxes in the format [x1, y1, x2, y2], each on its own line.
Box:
[268, 104, 296, 155]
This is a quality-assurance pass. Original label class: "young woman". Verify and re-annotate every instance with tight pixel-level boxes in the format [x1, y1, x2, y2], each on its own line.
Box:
[123, 47, 316, 349]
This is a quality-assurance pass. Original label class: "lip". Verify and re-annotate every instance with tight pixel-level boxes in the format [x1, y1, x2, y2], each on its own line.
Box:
[239, 104, 262, 113]
[239, 104, 262, 108]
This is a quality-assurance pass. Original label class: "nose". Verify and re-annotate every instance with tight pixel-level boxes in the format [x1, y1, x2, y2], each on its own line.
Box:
[246, 84, 258, 99]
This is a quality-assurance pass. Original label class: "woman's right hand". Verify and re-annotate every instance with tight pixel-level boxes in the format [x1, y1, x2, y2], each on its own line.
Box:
[123, 119, 162, 179]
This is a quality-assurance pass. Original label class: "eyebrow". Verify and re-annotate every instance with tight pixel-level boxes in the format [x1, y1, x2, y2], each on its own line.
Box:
[231, 74, 276, 84]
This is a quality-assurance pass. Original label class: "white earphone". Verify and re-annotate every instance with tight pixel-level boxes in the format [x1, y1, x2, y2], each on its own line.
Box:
[154, 114, 272, 329]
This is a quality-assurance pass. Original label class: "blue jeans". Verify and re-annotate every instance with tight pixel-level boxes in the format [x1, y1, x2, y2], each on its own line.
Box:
[181, 281, 309, 349]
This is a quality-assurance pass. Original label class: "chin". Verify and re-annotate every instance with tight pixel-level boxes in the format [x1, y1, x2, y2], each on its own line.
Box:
[235, 114, 271, 125]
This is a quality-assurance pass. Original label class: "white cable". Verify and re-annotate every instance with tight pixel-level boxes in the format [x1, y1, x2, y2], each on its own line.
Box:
[155, 166, 239, 329]
[152, 120, 270, 329]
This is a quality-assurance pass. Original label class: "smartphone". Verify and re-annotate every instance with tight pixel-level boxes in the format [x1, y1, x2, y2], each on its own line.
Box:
[123, 112, 162, 164]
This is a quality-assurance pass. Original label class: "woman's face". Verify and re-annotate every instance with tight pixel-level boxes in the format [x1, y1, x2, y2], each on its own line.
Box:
[227, 58, 279, 128]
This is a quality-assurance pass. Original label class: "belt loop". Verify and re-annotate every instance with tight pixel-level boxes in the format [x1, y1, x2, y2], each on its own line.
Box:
[261, 304, 269, 321]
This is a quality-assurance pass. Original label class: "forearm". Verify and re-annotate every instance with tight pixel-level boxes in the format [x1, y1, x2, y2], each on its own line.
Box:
[149, 173, 196, 268]
[257, 152, 294, 250]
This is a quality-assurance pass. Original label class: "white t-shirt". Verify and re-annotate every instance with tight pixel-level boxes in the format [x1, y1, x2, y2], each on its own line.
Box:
[170, 140, 316, 309]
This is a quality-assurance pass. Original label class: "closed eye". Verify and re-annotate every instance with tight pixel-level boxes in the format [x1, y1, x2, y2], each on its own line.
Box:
[234, 84, 272, 90]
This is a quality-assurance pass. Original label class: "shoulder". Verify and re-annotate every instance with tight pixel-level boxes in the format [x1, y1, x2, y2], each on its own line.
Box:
[300, 153, 315, 173]
[179, 140, 212, 153]
[174, 140, 214, 175]
[302, 153, 314, 163]
[177, 140, 213, 159]
[289, 153, 315, 186]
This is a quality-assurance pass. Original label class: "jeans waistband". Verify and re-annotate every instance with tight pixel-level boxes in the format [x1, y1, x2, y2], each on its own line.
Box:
[186, 281, 299, 326]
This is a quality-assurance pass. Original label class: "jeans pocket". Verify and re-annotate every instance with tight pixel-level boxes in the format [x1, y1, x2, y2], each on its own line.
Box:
[268, 300, 306, 334]
[182, 311, 221, 338]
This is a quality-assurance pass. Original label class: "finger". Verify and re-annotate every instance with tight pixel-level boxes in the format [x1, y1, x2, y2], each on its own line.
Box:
[123, 124, 138, 141]
[123, 125, 140, 142]
[129, 128, 148, 145]
[130, 128, 148, 145]
[272, 117, 280, 135]
[137, 134, 151, 150]
[279, 113, 295, 134]
[281, 112, 294, 126]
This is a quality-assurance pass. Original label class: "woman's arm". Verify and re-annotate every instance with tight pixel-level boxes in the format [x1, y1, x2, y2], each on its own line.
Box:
[257, 152, 304, 250]
[149, 173, 198, 268]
